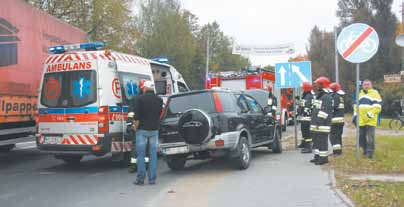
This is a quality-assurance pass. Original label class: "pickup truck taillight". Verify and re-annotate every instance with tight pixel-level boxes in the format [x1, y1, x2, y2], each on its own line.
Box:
[212, 92, 223, 113]
[98, 106, 109, 133]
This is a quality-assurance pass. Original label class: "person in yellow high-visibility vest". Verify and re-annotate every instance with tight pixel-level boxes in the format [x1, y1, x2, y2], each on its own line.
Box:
[353, 79, 382, 159]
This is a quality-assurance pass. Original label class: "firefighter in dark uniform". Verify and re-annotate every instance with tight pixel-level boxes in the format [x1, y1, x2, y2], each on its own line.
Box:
[329, 82, 345, 155]
[267, 85, 277, 117]
[297, 82, 314, 153]
[310, 77, 333, 165]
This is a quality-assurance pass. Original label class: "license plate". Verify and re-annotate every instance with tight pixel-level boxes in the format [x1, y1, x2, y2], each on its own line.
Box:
[163, 146, 189, 155]
[44, 136, 63, 144]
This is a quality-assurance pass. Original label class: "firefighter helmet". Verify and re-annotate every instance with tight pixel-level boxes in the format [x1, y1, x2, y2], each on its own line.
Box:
[139, 79, 146, 89]
[314, 76, 330, 89]
[301, 81, 312, 92]
[267, 85, 273, 92]
[329, 82, 341, 92]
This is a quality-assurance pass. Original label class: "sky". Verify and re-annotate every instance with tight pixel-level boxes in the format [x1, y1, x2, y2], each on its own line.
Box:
[181, 0, 403, 66]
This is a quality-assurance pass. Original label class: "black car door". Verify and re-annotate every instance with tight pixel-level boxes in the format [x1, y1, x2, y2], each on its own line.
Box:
[244, 95, 267, 144]
[236, 95, 260, 144]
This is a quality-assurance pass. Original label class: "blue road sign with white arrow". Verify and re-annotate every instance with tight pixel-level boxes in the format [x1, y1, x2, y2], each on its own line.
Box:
[275, 61, 312, 88]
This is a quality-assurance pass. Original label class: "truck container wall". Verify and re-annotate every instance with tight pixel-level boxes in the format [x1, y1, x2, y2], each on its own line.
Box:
[0, 0, 87, 142]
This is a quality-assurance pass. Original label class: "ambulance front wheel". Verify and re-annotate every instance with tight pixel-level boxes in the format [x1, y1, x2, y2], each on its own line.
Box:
[57, 155, 83, 165]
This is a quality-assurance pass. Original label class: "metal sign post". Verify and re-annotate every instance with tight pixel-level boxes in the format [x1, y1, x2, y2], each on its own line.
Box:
[337, 23, 379, 160]
[293, 89, 298, 149]
[355, 64, 360, 160]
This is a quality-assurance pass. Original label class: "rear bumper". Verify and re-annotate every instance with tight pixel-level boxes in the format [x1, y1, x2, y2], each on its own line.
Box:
[37, 133, 111, 156]
[160, 131, 239, 155]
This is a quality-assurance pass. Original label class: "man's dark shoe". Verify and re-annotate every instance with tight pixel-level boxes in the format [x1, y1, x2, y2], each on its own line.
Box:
[310, 155, 319, 163]
[133, 180, 144, 186]
[149, 181, 156, 185]
[333, 150, 342, 155]
[315, 156, 329, 165]
[301, 148, 312, 153]
[298, 141, 306, 148]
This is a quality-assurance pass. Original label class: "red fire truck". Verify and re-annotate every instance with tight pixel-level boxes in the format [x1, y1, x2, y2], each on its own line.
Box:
[206, 70, 294, 131]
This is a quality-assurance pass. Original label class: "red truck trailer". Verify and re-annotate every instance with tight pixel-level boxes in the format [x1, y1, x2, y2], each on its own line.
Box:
[0, 0, 87, 151]
[206, 70, 294, 131]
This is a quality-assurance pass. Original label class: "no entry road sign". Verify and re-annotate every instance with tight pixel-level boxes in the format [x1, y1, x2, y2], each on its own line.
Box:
[337, 23, 379, 64]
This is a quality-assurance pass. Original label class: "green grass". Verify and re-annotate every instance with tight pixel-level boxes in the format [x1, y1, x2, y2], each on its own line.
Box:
[332, 135, 404, 174]
[332, 135, 404, 206]
[338, 179, 404, 207]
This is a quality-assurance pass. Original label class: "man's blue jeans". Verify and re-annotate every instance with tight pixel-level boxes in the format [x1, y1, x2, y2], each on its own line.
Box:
[135, 130, 158, 183]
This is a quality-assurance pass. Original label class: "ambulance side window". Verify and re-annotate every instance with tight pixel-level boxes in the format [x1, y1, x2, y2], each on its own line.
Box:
[118, 72, 151, 105]
[177, 81, 188, 93]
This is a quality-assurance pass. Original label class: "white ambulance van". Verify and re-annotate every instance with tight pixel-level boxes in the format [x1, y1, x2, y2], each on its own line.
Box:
[36, 42, 188, 164]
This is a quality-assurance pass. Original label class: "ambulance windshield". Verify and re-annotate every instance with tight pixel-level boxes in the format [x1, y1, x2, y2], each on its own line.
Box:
[40, 71, 97, 108]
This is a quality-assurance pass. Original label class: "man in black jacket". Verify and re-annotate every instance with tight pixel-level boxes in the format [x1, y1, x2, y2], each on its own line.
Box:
[310, 77, 333, 165]
[297, 82, 314, 153]
[330, 82, 345, 155]
[132, 80, 163, 185]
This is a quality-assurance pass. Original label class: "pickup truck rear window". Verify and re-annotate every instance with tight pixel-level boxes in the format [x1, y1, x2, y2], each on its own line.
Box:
[40, 71, 97, 108]
[166, 92, 215, 117]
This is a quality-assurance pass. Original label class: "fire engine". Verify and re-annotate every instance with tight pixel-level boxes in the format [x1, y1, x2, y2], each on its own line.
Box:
[205, 69, 294, 131]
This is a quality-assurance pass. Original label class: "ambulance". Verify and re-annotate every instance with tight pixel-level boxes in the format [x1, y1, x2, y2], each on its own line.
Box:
[36, 42, 189, 164]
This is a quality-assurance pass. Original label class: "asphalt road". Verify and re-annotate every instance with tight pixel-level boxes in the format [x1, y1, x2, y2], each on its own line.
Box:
[0, 127, 347, 207]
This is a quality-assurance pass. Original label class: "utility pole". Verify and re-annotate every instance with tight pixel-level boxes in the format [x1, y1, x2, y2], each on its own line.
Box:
[206, 33, 210, 82]
[402, 0, 404, 115]
[335, 26, 339, 83]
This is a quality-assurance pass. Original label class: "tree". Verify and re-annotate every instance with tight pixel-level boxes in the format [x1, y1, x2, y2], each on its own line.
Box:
[25, 0, 139, 54]
[306, 26, 336, 80]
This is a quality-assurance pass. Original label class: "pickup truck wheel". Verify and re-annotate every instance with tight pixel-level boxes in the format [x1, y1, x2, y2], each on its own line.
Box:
[57, 155, 83, 165]
[0, 144, 15, 152]
[271, 129, 282, 153]
[166, 155, 186, 171]
[233, 136, 250, 170]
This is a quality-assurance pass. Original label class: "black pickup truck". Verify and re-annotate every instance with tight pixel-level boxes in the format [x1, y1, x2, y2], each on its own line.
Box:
[159, 89, 282, 170]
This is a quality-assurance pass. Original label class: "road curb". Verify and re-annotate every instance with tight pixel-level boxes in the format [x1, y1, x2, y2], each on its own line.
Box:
[328, 169, 355, 207]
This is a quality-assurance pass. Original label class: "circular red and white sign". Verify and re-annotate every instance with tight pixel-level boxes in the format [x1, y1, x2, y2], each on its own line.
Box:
[112, 78, 121, 99]
[45, 78, 61, 100]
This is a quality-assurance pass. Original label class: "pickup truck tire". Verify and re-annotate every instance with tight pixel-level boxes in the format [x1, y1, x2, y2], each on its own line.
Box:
[233, 136, 251, 170]
[166, 155, 186, 171]
[58, 155, 83, 165]
[0, 144, 15, 152]
[271, 129, 282, 153]
[178, 109, 211, 144]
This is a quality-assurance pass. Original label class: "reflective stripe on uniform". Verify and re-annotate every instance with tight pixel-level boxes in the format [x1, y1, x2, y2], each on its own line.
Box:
[272, 106, 277, 110]
[333, 144, 342, 150]
[338, 103, 344, 109]
[305, 138, 313, 142]
[267, 99, 273, 105]
[299, 116, 311, 121]
[331, 117, 345, 124]
[318, 111, 328, 119]
[130, 157, 150, 164]
[310, 125, 331, 133]
[319, 151, 329, 157]
[314, 149, 320, 155]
